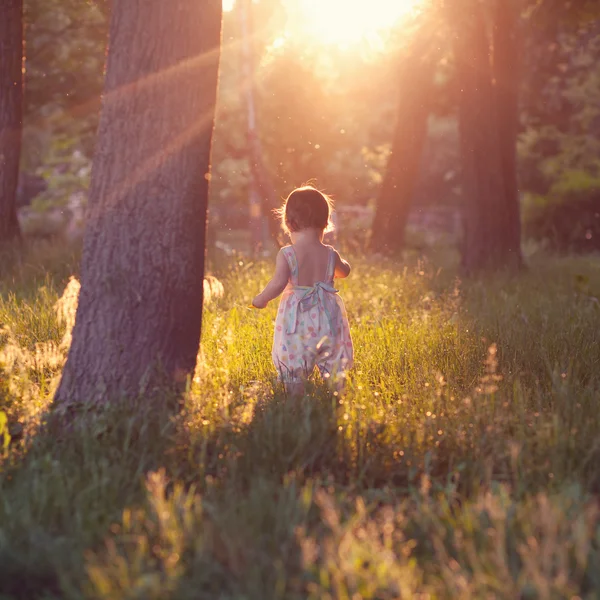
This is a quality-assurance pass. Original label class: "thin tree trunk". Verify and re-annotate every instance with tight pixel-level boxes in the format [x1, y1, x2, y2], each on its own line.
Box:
[371, 41, 434, 254]
[55, 0, 222, 407]
[493, 0, 522, 266]
[241, 0, 281, 248]
[239, 0, 264, 253]
[0, 0, 23, 243]
[253, 150, 283, 246]
[454, 0, 521, 271]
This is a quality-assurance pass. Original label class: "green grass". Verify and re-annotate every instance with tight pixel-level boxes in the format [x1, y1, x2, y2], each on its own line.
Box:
[1, 241, 600, 599]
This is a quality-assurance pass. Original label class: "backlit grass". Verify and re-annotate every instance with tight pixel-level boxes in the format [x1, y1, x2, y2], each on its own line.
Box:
[1, 242, 599, 599]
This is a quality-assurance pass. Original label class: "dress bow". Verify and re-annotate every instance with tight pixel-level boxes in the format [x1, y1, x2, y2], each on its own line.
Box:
[287, 282, 339, 337]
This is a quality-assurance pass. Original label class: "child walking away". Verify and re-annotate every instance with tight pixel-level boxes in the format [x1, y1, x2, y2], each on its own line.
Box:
[252, 186, 353, 395]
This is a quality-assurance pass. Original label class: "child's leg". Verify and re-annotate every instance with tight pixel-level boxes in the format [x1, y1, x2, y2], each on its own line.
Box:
[284, 363, 313, 397]
[275, 359, 312, 398]
[317, 350, 351, 395]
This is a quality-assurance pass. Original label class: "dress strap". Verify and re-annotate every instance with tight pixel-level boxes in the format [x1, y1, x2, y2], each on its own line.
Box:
[281, 246, 298, 285]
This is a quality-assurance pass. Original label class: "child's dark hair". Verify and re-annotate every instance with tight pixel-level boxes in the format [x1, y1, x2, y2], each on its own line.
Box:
[275, 186, 334, 236]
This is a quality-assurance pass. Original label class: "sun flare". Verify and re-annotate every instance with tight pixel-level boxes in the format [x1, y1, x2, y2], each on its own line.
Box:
[284, 0, 422, 46]
[224, 0, 423, 47]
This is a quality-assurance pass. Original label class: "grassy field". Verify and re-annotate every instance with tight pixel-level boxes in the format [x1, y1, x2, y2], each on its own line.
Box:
[1, 240, 600, 599]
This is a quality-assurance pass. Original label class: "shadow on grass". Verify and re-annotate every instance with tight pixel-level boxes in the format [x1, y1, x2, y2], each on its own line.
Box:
[78, 376, 600, 599]
[0, 391, 185, 600]
[2, 353, 600, 598]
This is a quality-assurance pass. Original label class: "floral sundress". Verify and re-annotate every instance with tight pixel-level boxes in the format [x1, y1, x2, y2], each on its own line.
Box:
[272, 245, 353, 384]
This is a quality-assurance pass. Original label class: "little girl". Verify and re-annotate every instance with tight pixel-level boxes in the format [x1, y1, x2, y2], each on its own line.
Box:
[252, 186, 353, 393]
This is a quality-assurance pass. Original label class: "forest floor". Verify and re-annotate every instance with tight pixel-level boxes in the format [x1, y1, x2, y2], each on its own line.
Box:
[1, 240, 600, 599]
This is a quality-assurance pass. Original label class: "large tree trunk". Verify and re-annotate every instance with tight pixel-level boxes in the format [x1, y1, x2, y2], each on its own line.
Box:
[0, 0, 23, 244]
[454, 0, 522, 271]
[55, 0, 222, 407]
[370, 40, 435, 254]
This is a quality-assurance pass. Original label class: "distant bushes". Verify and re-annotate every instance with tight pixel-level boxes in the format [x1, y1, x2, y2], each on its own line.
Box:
[524, 189, 600, 253]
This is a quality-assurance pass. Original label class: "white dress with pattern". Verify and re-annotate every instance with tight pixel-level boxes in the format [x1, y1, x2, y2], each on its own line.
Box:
[272, 245, 353, 384]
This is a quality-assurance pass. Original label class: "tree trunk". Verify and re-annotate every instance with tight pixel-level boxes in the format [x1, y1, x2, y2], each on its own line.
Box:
[54, 0, 222, 407]
[0, 0, 23, 244]
[239, 0, 280, 249]
[370, 41, 434, 254]
[253, 149, 283, 246]
[493, 0, 522, 265]
[454, 0, 522, 271]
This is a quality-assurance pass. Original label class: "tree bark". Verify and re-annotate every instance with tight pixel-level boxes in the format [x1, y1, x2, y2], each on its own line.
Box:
[492, 0, 522, 265]
[0, 0, 23, 244]
[54, 0, 222, 407]
[238, 0, 281, 249]
[370, 40, 435, 254]
[454, 0, 522, 271]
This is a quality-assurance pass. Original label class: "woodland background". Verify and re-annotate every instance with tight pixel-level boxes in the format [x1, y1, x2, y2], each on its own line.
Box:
[1, 1, 600, 598]
[6, 0, 600, 260]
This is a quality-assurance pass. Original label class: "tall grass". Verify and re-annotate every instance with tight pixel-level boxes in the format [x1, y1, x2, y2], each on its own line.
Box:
[1, 242, 599, 599]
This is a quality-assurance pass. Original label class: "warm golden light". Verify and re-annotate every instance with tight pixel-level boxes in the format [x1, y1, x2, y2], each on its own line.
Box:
[224, 0, 423, 46]
[285, 0, 422, 47]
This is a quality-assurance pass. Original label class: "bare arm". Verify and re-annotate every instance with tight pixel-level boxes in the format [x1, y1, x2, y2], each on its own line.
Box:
[334, 250, 351, 279]
[252, 251, 290, 308]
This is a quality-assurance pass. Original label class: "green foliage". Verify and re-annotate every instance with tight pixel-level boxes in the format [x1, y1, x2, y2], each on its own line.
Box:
[24, 0, 107, 127]
[18, 0, 600, 248]
[1, 243, 600, 598]
[524, 189, 600, 253]
[519, 14, 600, 198]
[19, 0, 106, 225]
[33, 144, 91, 211]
